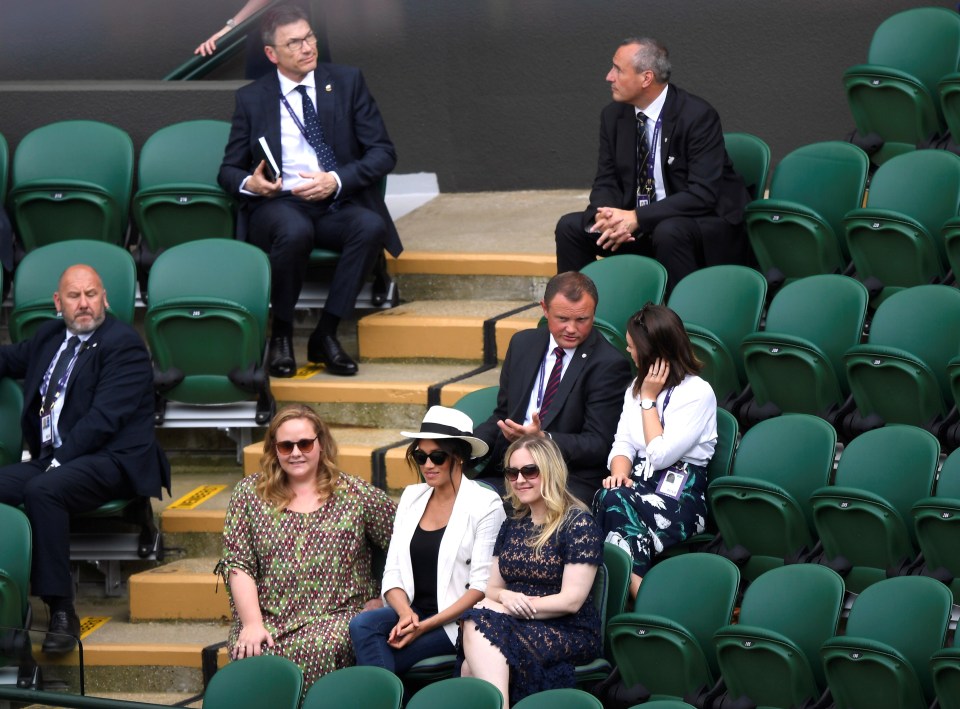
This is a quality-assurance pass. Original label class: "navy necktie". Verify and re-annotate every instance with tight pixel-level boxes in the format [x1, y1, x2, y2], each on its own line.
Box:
[539, 347, 565, 418]
[295, 85, 339, 172]
[42, 336, 80, 413]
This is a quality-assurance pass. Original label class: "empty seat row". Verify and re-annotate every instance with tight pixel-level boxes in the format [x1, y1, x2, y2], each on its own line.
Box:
[610, 556, 960, 709]
[845, 6, 960, 166]
[747, 144, 960, 304]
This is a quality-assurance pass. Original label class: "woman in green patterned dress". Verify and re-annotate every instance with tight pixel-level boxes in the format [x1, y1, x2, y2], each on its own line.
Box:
[218, 404, 396, 687]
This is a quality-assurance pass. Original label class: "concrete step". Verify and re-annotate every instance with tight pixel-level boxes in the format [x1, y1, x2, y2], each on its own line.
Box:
[27, 597, 228, 695]
[269, 361, 503, 430]
[358, 299, 539, 361]
[128, 558, 228, 622]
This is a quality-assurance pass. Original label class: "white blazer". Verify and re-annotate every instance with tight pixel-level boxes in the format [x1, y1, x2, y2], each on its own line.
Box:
[380, 476, 506, 644]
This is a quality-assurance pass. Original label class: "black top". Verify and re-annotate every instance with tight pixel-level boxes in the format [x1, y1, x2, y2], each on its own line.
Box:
[410, 524, 446, 616]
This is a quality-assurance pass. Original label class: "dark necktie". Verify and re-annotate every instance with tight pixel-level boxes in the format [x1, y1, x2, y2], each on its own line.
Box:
[636, 111, 654, 206]
[539, 347, 565, 418]
[295, 85, 339, 172]
[42, 336, 80, 413]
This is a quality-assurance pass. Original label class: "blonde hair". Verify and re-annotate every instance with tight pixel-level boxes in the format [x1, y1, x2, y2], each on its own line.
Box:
[503, 435, 588, 556]
[256, 404, 340, 508]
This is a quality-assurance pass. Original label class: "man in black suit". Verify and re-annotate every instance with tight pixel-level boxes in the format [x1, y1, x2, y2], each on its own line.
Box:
[473, 272, 633, 504]
[0, 265, 170, 654]
[219, 3, 401, 377]
[556, 37, 751, 293]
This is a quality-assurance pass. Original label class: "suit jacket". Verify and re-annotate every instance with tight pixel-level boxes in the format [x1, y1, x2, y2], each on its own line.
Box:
[583, 84, 751, 266]
[218, 64, 402, 257]
[474, 327, 633, 502]
[380, 477, 505, 644]
[0, 316, 170, 498]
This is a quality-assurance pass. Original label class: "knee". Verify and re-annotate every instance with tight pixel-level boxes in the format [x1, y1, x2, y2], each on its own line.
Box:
[650, 218, 697, 254]
[268, 226, 315, 260]
[348, 609, 377, 640]
[555, 211, 586, 244]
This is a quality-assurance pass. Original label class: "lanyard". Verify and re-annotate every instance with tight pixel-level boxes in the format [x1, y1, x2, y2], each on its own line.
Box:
[658, 385, 674, 427]
[279, 89, 313, 145]
[40, 343, 85, 416]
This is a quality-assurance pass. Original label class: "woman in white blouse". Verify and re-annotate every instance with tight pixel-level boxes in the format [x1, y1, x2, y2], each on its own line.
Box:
[593, 303, 717, 598]
[349, 406, 506, 673]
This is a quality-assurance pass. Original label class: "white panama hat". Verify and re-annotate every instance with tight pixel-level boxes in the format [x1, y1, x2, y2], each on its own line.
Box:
[400, 405, 489, 458]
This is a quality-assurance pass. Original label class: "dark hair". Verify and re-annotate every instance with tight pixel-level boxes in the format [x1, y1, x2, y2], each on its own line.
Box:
[619, 37, 672, 83]
[404, 437, 472, 474]
[261, 3, 310, 46]
[627, 303, 700, 397]
[543, 271, 599, 309]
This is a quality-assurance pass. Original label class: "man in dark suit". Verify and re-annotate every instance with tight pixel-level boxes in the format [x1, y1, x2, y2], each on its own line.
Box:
[473, 272, 633, 504]
[219, 3, 401, 377]
[556, 37, 751, 293]
[0, 265, 170, 654]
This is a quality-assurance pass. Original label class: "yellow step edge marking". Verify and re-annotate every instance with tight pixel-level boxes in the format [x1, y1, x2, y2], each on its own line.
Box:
[166, 485, 226, 510]
[79, 616, 110, 639]
[292, 363, 325, 379]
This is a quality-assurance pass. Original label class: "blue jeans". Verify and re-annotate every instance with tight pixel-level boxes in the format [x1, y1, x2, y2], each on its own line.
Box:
[349, 605, 455, 673]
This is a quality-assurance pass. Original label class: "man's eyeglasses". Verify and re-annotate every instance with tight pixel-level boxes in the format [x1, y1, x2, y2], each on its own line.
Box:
[274, 32, 318, 53]
[275, 437, 318, 455]
[504, 464, 541, 482]
[412, 449, 450, 466]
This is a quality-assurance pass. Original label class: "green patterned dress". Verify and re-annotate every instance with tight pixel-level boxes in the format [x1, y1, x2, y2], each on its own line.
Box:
[219, 472, 396, 687]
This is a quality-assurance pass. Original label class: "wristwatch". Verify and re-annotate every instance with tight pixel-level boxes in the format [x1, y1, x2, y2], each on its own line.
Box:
[640, 398, 657, 410]
[226, 18, 237, 27]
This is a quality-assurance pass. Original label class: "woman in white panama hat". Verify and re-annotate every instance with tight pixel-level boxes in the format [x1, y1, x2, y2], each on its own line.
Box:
[350, 405, 506, 674]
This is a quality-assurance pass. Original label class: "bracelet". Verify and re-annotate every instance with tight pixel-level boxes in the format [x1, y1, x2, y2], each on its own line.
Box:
[226, 18, 237, 28]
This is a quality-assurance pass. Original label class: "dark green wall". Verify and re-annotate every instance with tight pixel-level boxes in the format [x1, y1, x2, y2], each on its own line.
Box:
[0, 0, 947, 191]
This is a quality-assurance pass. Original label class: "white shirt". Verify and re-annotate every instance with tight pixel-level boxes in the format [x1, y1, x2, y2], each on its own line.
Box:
[635, 83, 669, 203]
[608, 373, 717, 471]
[522, 334, 577, 425]
[240, 69, 341, 196]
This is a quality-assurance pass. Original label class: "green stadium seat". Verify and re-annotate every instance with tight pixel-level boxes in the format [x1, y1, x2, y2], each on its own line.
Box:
[939, 71, 960, 144]
[740, 274, 868, 422]
[844, 285, 960, 433]
[9, 120, 134, 251]
[607, 554, 739, 700]
[406, 677, 503, 709]
[513, 688, 603, 709]
[931, 627, 960, 709]
[668, 265, 766, 406]
[810, 425, 939, 592]
[724, 132, 770, 201]
[843, 7, 960, 165]
[844, 150, 960, 304]
[708, 413, 837, 580]
[0, 378, 24, 468]
[744, 141, 870, 285]
[146, 238, 273, 422]
[132, 120, 235, 260]
[821, 576, 951, 709]
[714, 564, 845, 708]
[911, 447, 960, 601]
[302, 665, 403, 709]
[0, 503, 35, 688]
[203, 655, 303, 709]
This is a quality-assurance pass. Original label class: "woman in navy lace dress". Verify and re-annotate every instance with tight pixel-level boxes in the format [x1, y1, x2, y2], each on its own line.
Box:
[459, 435, 603, 707]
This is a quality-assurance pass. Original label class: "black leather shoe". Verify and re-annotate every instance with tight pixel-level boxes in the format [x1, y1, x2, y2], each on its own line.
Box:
[308, 332, 358, 376]
[42, 610, 80, 655]
[268, 335, 296, 378]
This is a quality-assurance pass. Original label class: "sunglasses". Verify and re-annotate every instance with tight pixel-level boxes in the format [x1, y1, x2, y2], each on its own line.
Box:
[275, 437, 318, 455]
[412, 449, 451, 466]
[504, 464, 541, 482]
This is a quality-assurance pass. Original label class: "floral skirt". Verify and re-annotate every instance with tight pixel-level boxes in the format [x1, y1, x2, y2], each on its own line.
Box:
[592, 461, 708, 577]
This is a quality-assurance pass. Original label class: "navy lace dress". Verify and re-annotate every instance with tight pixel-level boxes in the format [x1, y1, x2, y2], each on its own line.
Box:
[459, 509, 603, 704]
